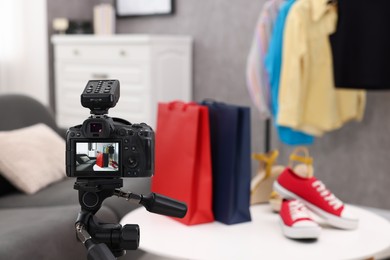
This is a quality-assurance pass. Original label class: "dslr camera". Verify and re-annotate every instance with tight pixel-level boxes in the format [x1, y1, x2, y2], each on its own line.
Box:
[66, 79, 154, 178]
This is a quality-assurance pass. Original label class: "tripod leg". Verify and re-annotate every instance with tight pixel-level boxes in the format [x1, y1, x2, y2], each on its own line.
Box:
[76, 209, 138, 258]
[76, 223, 116, 260]
[85, 240, 116, 260]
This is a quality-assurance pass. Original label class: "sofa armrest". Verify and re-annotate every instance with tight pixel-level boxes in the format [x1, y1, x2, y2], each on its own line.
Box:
[57, 127, 68, 140]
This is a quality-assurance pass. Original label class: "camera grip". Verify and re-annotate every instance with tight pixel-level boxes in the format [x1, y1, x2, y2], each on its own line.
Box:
[141, 193, 187, 218]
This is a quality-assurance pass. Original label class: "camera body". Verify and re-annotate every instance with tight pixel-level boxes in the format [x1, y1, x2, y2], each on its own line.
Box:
[65, 80, 154, 178]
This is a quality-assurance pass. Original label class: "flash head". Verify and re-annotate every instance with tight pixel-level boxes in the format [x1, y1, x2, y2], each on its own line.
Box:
[81, 80, 120, 115]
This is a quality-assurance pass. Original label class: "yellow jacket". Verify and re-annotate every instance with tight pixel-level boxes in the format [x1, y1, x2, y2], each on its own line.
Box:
[277, 0, 365, 136]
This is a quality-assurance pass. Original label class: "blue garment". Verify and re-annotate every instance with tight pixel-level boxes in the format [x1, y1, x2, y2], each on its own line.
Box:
[264, 0, 314, 146]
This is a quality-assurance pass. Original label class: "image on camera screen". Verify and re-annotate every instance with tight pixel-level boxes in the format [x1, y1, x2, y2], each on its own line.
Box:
[75, 142, 119, 172]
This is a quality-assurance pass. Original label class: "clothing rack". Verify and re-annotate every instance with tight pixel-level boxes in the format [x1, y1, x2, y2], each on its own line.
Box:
[264, 118, 271, 153]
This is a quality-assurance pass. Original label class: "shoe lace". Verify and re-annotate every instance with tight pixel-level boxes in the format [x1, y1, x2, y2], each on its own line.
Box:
[289, 200, 310, 221]
[312, 180, 343, 210]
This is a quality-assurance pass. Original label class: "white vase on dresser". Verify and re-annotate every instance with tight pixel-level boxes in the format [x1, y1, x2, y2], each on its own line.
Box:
[51, 34, 192, 129]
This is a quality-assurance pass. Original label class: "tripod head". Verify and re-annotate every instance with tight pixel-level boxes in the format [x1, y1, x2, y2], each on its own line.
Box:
[74, 178, 187, 260]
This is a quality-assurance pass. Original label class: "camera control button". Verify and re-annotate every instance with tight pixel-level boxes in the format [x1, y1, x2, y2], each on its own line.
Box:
[126, 171, 138, 177]
[76, 133, 81, 137]
[128, 157, 138, 168]
[124, 146, 129, 150]
[118, 129, 126, 136]
[70, 132, 75, 137]
[124, 139, 129, 143]
[131, 146, 136, 151]
[138, 131, 150, 137]
[126, 170, 139, 177]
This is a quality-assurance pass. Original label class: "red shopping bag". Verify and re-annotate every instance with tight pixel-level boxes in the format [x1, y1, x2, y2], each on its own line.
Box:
[96, 153, 103, 168]
[96, 153, 108, 168]
[152, 101, 214, 225]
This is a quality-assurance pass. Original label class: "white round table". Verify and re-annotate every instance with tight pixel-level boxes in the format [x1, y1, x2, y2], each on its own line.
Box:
[92, 164, 116, 171]
[121, 205, 390, 260]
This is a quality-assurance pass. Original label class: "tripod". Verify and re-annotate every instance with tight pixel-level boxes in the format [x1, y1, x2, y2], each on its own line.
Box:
[74, 178, 187, 260]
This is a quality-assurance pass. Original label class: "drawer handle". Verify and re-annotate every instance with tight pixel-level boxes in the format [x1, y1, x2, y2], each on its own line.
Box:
[91, 73, 109, 79]
[119, 50, 127, 56]
[73, 49, 80, 56]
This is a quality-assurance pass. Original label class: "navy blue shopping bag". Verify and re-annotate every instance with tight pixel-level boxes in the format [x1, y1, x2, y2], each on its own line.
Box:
[201, 101, 252, 225]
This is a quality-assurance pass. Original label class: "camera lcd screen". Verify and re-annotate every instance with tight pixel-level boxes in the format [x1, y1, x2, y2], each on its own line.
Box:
[75, 142, 120, 172]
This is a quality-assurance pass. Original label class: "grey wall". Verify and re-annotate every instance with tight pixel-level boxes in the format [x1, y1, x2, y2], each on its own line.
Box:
[47, 0, 390, 209]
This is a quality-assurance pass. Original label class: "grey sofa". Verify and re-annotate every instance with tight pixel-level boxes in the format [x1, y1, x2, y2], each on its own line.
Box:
[76, 154, 96, 171]
[0, 94, 150, 260]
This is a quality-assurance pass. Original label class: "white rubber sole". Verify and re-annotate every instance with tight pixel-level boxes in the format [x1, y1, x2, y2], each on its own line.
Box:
[274, 181, 359, 230]
[280, 219, 321, 239]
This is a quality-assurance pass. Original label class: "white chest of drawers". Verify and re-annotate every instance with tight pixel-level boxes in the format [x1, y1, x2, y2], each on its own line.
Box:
[51, 35, 192, 129]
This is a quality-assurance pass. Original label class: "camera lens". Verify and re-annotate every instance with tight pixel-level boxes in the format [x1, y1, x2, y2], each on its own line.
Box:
[90, 123, 103, 133]
[128, 157, 138, 168]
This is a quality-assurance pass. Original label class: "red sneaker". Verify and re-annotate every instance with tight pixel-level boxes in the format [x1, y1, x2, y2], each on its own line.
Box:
[280, 199, 321, 239]
[274, 168, 358, 230]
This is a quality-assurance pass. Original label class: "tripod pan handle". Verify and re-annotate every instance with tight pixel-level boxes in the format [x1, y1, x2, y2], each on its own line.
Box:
[141, 193, 187, 218]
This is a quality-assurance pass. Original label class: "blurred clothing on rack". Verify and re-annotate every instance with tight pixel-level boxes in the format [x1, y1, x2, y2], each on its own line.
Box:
[246, 0, 285, 119]
[278, 0, 366, 136]
[331, 0, 390, 90]
[265, 0, 314, 145]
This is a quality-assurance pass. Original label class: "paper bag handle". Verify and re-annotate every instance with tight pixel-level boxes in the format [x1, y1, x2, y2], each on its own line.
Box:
[288, 147, 314, 178]
[167, 101, 196, 111]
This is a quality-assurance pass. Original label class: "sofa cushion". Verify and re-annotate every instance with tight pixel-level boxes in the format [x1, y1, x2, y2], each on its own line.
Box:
[79, 155, 90, 163]
[0, 94, 65, 197]
[0, 124, 65, 194]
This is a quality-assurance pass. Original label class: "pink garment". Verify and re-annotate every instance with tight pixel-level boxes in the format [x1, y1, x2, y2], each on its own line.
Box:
[246, 0, 284, 119]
